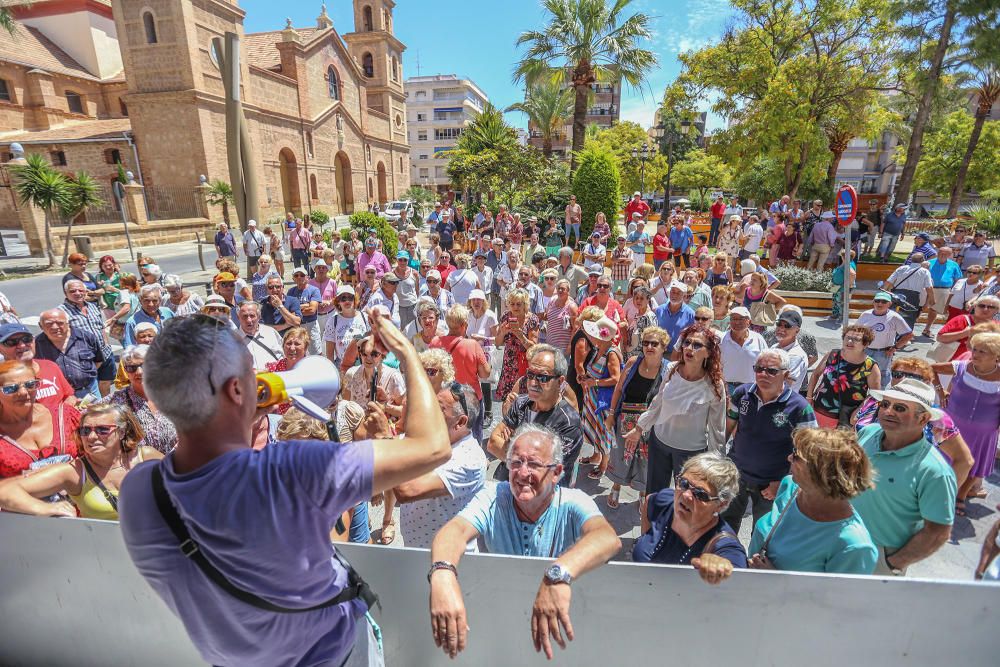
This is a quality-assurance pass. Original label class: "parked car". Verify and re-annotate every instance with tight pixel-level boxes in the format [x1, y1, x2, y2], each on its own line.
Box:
[380, 200, 415, 226]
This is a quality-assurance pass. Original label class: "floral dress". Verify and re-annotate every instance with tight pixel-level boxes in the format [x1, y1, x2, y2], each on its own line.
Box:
[497, 314, 540, 399]
[717, 226, 742, 257]
[812, 349, 876, 426]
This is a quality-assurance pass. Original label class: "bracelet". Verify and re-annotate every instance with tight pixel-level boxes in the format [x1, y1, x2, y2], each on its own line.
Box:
[427, 560, 458, 583]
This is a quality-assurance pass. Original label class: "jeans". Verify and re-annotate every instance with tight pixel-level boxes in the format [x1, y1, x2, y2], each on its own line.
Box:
[291, 248, 310, 271]
[878, 233, 900, 259]
[653, 258, 667, 270]
[566, 222, 581, 247]
[349, 501, 371, 544]
[709, 217, 722, 246]
[866, 347, 892, 388]
[720, 477, 775, 534]
[646, 432, 704, 496]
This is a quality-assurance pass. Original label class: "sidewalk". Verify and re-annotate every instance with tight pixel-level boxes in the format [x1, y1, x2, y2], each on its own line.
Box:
[0, 238, 213, 276]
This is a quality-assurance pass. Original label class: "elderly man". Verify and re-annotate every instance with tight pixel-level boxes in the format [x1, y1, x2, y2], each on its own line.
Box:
[120, 311, 450, 667]
[857, 291, 913, 387]
[242, 219, 265, 274]
[514, 265, 545, 317]
[957, 229, 997, 271]
[884, 254, 935, 331]
[576, 268, 601, 304]
[34, 308, 105, 400]
[556, 247, 587, 297]
[366, 273, 401, 328]
[356, 237, 390, 279]
[878, 203, 907, 262]
[720, 306, 767, 395]
[288, 267, 322, 353]
[924, 246, 964, 336]
[0, 322, 75, 408]
[906, 232, 938, 264]
[769, 309, 809, 392]
[488, 344, 583, 486]
[521, 233, 544, 266]
[394, 383, 486, 550]
[237, 301, 284, 369]
[421, 270, 455, 314]
[654, 281, 695, 355]
[436, 210, 457, 254]
[430, 423, 621, 660]
[852, 379, 957, 576]
[721, 349, 818, 532]
[259, 274, 302, 334]
[582, 231, 607, 273]
[807, 212, 839, 270]
[60, 278, 115, 396]
[624, 190, 650, 222]
[124, 284, 175, 346]
[626, 218, 650, 271]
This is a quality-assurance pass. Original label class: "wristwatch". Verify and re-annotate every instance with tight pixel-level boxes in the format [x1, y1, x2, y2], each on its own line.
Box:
[543, 563, 573, 586]
[884, 553, 903, 576]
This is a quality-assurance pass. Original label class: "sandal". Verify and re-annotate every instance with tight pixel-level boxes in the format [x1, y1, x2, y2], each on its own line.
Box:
[970, 489, 988, 499]
[587, 466, 607, 480]
[955, 500, 966, 517]
[606, 488, 620, 509]
[380, 522, 396, 545]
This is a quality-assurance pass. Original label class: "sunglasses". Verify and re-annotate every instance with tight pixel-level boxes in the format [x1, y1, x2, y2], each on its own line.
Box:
[597, 284, 611, 290]
[676, 477, 720, 503]
[968, 270, 982, 275]
[1, 336, 33, 347]
[427, 279, 440, 284]
[526, 370, 559, 384]
[694, 316, 712, 322]
[753, 365, 783, 376]
[890, 370, 925, 381]
[975, 303, 998, 311]
[363, 349, 384, 359]
[217, 281, 236, 288]
[337, 294, 355, 302]
[124, 363, 143, 373]
[423, 367, 440, 377]
[267, 285, 283, 291]
[843, 335, 864, 344]
[507, 457, 558, 473]
[204, 306, 229, 314]
[78, 425, 117, 437]
[879, 400, 916, 414]
[1, 380, 39, 394]
[790, 445, 805, 462]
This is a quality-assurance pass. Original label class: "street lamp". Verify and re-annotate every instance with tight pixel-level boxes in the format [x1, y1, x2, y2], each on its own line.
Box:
[631, 142, 651, 197]
[656, 119, 691, 203]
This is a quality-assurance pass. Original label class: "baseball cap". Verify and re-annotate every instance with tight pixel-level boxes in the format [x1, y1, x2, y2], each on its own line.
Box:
[873, 291, 893, 302]
[473, 251, 487, 259]
[396, 250, 410, 260]
[383, 274, 401, 284]
[214, 272, 237, 283]
[915, 232, 931, 241]
[426, 269, 442, 281]
[777, 310, 802, 328]
[669, 280, 687, 291]
[336, 285, 356, 298]
[587, 268, 603, 276]
[633, 191, 641, 196]
[469, 289, 486, 301]
[0, 323, 30, 343]
[247, 219, 257, 227]
[313, 259, 328, 268]
[730, 306, 751, 318]
[591, 231, 601, 238]
[631, 212, 642, 219]
[365, 238, 378, 246]
[292, 267, 308, 276]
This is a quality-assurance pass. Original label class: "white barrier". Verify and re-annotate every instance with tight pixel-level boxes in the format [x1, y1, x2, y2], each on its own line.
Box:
[0, 512, 996, 666]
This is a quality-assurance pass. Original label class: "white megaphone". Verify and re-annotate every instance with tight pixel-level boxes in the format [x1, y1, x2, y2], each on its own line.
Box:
[256, 355, 341, 421]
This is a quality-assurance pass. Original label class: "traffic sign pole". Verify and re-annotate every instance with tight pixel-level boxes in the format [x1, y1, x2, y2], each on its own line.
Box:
[834, 185, 858, 334]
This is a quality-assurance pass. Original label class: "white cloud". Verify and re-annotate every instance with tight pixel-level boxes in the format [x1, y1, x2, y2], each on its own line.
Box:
[618, 97, 658, 130]
[660, 0, 731, 54]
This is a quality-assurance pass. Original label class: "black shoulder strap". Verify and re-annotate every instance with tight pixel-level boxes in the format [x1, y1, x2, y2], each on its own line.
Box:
[150, 465, 378, 614]
[248, 334, 281, 361]
[81, 456, 118, 512]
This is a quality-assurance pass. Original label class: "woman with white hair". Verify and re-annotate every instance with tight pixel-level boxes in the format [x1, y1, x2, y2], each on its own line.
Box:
[100, 345, 178, 454]
[249, 254, 278, 301]
[162, 274, 205, 317]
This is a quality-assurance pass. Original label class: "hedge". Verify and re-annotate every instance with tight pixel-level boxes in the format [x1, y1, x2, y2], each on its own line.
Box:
[572, 147, 621, 243]
[349, 211, 398, 259]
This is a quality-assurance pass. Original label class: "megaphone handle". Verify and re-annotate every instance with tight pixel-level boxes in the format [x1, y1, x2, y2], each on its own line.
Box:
[326, 402, 341, 443]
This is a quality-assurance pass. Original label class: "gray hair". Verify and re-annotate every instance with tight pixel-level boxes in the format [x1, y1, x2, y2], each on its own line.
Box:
[448, 382, 480, 428]
[122, 344, 149, 365]
[63, 279, 85, 294]
[162, 274, 183, 289]
[239, 300, 261, 314]
[145, 264, 162, 278]
[509, 423, 563, 467]
[758, 347, 790, 370]
[526, 343, 568, 378]
[415, 300, 440, 319]
[558, 246, 573, 257]
[143, 317, 251, 431]
[139, 284, 162, 300]
[680, 452, 740, 507]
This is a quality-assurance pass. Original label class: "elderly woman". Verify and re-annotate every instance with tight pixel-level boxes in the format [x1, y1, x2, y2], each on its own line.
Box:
[717, 216, 743, 269]
[113, 322, 158, 389]
[262, 327, 311, 415]
[544, 279, 578, 356]
[495, 288, 541, 401]
[62, 252, 103, 301]
[539, 267, 559, 308]
[624, 286, 657, 359]
[743, 271, 786, 332]
[567, 306, 603, 411]
[622, 277, 650, 324]
[411, 300, 442, 352]
[683, 269, 712, 310]
[748, 428, 877, 574]
[648, 262, 677, 306]
[933, 331, 1000, 516]
[624, 324, 727, 495]
[96, 255, 122, 317]
[0, 360, 80, 478]
[935, 294, 1000, 361]
[0, 404, 161, 519]
[466, 290, 499, 419]
[100, 345, 178, 455]
[808, 324, 881, 428]
[710, 285, 733, 331]
[419, 348, 456, 394]
[632, 452, 747, 584]
[249, 254, 278, 302]
[605, 326, 670, 508]
[217, 259, 253, 300]
[324, 285, 371, 371]
[140, 262, 162, 289]
[580, 316, 623, 480]
[162, 274, 205, 317]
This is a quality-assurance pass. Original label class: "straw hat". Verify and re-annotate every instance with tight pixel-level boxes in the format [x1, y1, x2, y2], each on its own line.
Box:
[583, 316, 618, 342]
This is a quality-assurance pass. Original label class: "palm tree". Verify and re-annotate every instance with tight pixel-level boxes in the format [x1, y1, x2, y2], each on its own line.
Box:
[205, 179, 235, 228]
[10, 153, 68, 267]
[513, 0, 657, 173]
[1, 2, 16, 37]
[60, 172, 104, 267]
[458, 102, 517, 153]
[947, 66, 1000, 217]
[506, 79, 574, 158]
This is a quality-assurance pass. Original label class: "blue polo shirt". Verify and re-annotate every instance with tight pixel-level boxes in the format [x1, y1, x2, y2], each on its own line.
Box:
[627, 230, 650, 254]
[259, 295, 302, 329]
[727, 384, 817, 486]
[653, 302, 695, 353]
[850, 424, 956, 551]
[287, 284, 322, 323]
[123, 307, 175, 347]
[927, 258, 963, 288]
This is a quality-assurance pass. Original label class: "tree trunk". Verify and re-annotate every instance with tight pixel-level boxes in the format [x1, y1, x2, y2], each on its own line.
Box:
[542, 137, 552, 158]
[783, 155, 794, 193]
[221, 201, 231, 227]
[43, 211, 56, 268]
[946, 101, 991, 217]
[894, 3, 957, 206]
[60, 211, 82, 268]
[788, 142, 810, 199]
[570, 83, 590, 174]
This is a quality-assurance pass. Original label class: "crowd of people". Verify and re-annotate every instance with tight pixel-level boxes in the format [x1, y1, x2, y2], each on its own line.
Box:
[0, 195, 997, 665]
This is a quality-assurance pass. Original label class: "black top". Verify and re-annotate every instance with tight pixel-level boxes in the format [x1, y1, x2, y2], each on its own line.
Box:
[623, 371, 655, 404]
[503, 395, 583, 463]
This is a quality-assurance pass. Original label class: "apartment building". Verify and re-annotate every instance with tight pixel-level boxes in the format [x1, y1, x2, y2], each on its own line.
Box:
[527, 79, 621, 158]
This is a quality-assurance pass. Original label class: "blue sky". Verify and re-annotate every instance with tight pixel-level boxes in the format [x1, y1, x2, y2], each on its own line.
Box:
[241, 0, 734, 131]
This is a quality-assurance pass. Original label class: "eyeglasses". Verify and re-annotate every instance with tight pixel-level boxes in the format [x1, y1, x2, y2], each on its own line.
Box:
[447, 381, 469, 419]
[217, 281, 235, 288]
[204, 306, 229, 314]
[124, 363, 143, 374]
[890, 370, 925, 381]
[676, 477, 720, 503]
[337, 294, 355, 302]
[427, 278, 440, 284]
[1, 380, 39, 394]
[78, 425, 117, 437]
[1, 336, 33, 347]
[423, 367, 440, 377]
[694, 316, 711, 322]
[753, 365, 783, 376]
[363, 349, 384, 359]
[975, 303, 998, 311]
[267, 285, 283, 291]
[543, 276, 556, 281]
[597, 284, 611, 290]
[526, 370, 559, 384]
[641, 340, 661, 348]
[681, 339, 706, 351]
[843, 335, 864, 344]
[507, 457, 558, 473]
[968, 270, 982, 275]
[790, 445, 806, 462]
[879, 400, 917, 414]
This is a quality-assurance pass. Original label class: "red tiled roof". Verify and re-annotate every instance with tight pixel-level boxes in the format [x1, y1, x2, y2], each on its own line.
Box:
[244, 28, 319, 71]
[0, 118, 133, 144]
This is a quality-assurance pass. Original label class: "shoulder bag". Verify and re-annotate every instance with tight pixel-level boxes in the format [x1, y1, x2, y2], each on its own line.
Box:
[749, 299, 778, 327]
[754, 490, 799, 559]
[928, 315, 969, 362]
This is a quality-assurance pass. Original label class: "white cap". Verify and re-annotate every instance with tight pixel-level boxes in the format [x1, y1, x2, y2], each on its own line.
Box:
[469, 289, 486, 301]
[633, 191, 641, 197]
[426, 269, 442, 281]
[740, 259, 756, 275]
[247, 219, 257, 227]
[730, 306, 751, 318]
[336, 285, 355, 298]
[313, 259, 328, 268]
[669, 280, 687, 292]
[292, 267, 308, 275]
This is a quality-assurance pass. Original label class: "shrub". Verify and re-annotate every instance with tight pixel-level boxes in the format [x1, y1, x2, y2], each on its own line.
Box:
[349, 211, 398, 258]
[572, 146, 621, 244]
[962, 203, 1000, 237]
[771, 264, 833, 292]
[310, 210, 331, 227]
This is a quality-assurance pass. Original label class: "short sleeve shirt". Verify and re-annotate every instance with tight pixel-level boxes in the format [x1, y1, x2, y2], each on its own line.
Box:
[959, 242, 996, 270]
[344, 364, 405, 405]
[632, 489, 747, 567]
[503, 396, 583, 462]
[727, 385, 818, 485]
[928, 259, 963, 288]
[459, 482, 601, 557]
[287, 284, 322, 323]
[323, 312, 370, 362]
[259, 295, 303, 328]
[855, 309, 911, 349]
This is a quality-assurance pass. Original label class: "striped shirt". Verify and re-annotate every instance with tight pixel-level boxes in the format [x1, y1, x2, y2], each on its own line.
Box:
[60, 300, 112, 358]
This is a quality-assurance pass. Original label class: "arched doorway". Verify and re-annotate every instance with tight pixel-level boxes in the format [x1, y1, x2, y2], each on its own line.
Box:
[376, 161, 387, 205]
[334, 151, 354, 214]
[278, 148, 301, 215]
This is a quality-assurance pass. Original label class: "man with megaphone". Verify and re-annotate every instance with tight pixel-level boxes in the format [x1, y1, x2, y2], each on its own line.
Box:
[118, 311, 451, 667]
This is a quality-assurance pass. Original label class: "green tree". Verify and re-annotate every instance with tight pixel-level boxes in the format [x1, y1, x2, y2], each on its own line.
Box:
[513, 0, 657, 173]
[205, 179, 235, 229]
[585, 121, 652, 194]
[913, 110, 1000, 201]
[348, 212, 398, 259]
[572, 146, 621, 242]
[1, 2, 16, 37]
[506, 79, 574, 158]
[59, 171, 103, 267]
[731, 155, 830, 206]
[10, 153, 68, 267]
[946, 66, 1000, 216]
[671, 149, 732, 209]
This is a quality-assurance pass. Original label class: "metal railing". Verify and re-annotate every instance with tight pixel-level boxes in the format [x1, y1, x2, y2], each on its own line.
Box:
[145, 184, 200, 221]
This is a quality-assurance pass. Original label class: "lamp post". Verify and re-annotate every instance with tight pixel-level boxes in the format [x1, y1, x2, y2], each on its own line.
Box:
[631, 142, 651, 197]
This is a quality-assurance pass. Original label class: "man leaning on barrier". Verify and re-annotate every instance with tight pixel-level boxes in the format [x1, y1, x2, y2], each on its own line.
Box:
[118, 311, 451, 667]
[429, 423, 621, 660]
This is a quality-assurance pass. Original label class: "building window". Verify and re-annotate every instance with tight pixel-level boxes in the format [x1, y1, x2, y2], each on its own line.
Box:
[51, 151, 67, 166]
[399, 156, 403, 171]
[0, 79, 11, 103]
[368, 178, 373, 198]
[415, 91, 426, 101]
[306, 131, 314, 157]
[416, 113, 426, 122]
[395, 113, 403, 128]
[119, 99, 128, 116]
[391, 56, 399, 82]
[327, 66, 340, 100]
[362, 53, 374, 78]
[419, 168, 429, 178]
[435, 128, 463, 140]
[66, 91, 84, 114]
[363, 6, 373, 31]
[310, 174, 318, 200]
[142, 11, 158, 44]
[417, 131, 427, 141]
[105, 148, 122, 165]
[210, 38, 223, 68]
[418, 154, 428, 160]
[366, 145, 372, 164]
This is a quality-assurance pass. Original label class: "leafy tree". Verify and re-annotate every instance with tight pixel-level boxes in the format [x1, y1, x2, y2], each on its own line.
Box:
[513, 0, 657, 173]
[205, 179, 235, 229]
[1, 2, 16, 37]
[309, 210, 330, 228]
[59, 172, 103, 267]
[506, 79, 574, 158]
[348, 212, 398, 259]
[572, 146, 621, 242]
[913, 110, 1000, 201]
[731, 155, 830, 206]
[671, 149, 732, 209]
[946, 65, 1000, 216]
[10, 153, 68, 267]
[585, 121, 653, 194]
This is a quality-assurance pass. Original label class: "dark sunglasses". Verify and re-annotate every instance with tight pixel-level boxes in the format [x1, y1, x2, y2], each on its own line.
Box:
[641, 340, 661, 348]
[676, 477, 720, 503]
[890, 370, 924, 381]
[337, 294, 355, 302]
[78, 425, 118, 437]
[682, 339, 705, 351]
[753, 365, 783, 376]
[526, 370, 559, 384]
[267, 285, 283, 290]
[216, 281, 236, 288]
[694, 316, 711, 322]
[879, 400, 917, 414]
[597, 284, 611, 290]
[1, 380, 39, 394]
[363, 349, 384, 359]
[1, 336, 33, 347]
[423, 367, 440, 377]
[124, 363, 143, 374]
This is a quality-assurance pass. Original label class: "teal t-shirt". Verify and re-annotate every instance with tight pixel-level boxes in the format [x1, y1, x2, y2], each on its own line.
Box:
[850, 424, 957, 551]
[749, 476, 877, 574]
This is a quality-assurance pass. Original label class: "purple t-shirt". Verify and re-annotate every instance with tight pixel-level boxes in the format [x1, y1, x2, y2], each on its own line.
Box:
[119, 439, 374, 667]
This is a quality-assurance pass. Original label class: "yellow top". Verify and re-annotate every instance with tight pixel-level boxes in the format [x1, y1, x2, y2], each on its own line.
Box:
[68, 450, 145, 520]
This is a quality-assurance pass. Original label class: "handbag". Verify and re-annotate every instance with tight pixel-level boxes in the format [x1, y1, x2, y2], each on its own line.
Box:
[749, 300, 777, 327]
[594, 385, 614, 414]
[108, 320, 126, 341]
[487, 346, 503, 386]
[928, 315, 968, 362]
